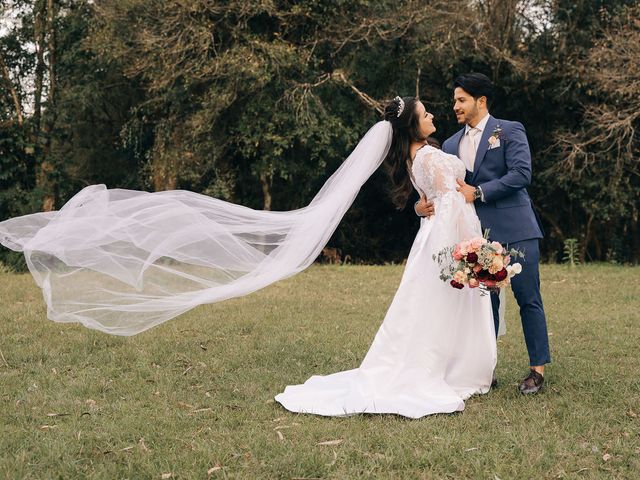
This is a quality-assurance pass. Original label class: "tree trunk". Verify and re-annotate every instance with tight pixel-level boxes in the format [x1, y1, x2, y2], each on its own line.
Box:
[0, 51, 23, 126]
[151, 159, 177, 191]
[33, 0, 46, 138]
[634, 224, 640, 265]
[259, 172, 272, 211]
[38, 0, 58, 211]
[537, 209, 566, 243]
[632, 207, 639, 264]
[46, 0, 57, 114]
[593, 232, 602, 261]
[580, 214, 594, 263]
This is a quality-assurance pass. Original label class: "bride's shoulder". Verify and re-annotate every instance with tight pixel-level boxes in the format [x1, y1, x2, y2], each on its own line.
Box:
[414, 145, 450, 165]
[414, 144, 438, 160]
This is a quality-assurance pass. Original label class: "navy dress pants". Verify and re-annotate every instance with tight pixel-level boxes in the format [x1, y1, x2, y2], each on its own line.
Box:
[491, 238, 551, 366]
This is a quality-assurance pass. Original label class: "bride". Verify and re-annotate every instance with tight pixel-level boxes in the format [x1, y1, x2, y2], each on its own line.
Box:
[275, 97, 496, 418]
[0, 96, 495, 418]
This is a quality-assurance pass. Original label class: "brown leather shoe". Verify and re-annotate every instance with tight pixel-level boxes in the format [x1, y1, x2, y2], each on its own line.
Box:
[519, 369, 544, 394]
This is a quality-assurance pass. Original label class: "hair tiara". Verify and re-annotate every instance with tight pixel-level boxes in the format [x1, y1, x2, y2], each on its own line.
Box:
[394, 96, 404, 117]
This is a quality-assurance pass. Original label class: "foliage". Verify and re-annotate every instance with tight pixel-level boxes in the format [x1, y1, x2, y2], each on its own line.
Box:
[0, 124, 38, 270]
[536, 1, 640, 263]
[562, 238, 580, 267]
[1, 0, 639, 264]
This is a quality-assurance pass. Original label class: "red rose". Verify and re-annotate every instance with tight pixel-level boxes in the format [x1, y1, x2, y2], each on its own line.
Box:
[450, 280, 464, 289]
[476, 269, 490, 280]
[488, 273, 497, 281]
[466, 252, 478, 263]
[495, 268, 508, 281]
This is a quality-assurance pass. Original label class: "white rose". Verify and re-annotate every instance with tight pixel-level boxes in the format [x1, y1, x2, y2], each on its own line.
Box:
[511, 263, 522, 275]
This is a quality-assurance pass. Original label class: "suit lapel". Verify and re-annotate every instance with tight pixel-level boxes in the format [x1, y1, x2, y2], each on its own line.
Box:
[451, 128, 465, 157]
[471, 115, 497, 183]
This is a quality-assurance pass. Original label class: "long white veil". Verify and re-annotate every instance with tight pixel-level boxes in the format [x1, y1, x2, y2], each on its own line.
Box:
[0, 121, 393, 335]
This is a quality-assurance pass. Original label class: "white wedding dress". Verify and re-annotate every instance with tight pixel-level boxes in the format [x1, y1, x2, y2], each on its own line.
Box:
[275, 145, 497, 418]
[0, 122, 496, 412]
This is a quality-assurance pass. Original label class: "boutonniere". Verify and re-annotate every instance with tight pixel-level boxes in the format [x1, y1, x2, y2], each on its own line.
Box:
[488, 125, 503, 149]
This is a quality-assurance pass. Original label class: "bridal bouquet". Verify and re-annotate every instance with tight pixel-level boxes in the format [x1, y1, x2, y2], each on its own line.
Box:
[433, 235, 524, 292]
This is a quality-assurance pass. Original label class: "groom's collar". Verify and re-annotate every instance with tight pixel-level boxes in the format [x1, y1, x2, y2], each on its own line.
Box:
[464, 113, 491, 135]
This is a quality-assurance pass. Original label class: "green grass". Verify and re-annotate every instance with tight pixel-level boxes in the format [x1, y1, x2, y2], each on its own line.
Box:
[1, 264, 639, 479]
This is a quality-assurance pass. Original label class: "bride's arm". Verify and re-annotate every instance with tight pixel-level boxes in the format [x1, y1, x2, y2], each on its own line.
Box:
[409, 171, 434, 217]
[418, 151, 459, 197]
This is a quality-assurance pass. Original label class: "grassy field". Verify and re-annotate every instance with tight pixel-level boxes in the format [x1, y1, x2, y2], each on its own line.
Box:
[1, 264, 639, 479]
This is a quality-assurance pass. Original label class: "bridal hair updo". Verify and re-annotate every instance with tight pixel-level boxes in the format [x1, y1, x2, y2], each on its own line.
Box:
[383, 96, 427, 210]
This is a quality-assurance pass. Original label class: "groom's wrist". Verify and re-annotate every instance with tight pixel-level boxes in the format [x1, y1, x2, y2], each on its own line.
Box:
[474, 186, 485, 202]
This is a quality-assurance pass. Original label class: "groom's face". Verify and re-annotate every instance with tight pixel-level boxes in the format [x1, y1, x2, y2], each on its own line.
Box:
[453, 87, 481, 126]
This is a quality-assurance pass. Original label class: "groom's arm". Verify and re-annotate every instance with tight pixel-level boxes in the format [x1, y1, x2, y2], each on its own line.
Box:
[476, 122, 532, 203]
[414, 193, 434, 217]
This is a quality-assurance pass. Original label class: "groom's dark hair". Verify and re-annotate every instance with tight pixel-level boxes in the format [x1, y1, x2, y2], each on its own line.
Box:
[454, 73, 494, 106]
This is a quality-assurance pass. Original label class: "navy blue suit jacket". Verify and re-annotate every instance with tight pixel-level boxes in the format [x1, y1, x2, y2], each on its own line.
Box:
[442, 115, 543, 244]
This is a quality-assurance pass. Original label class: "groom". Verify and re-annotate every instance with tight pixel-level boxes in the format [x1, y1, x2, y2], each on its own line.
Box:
[416, 73, 550, 394]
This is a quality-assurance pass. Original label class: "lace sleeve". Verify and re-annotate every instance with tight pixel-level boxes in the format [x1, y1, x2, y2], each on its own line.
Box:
[414, 149, 459, 199]
[407, 165, 421, 194]
[415, 148, 482, 240]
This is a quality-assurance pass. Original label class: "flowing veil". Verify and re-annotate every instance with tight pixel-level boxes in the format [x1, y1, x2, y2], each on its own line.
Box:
[0, 122, 393, 335]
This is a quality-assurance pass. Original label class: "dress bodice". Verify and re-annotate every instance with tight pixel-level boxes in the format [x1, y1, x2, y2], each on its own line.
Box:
[411, 145, 467, 200]
[275, 140, 496, 420]
[410, 145, 481, 241]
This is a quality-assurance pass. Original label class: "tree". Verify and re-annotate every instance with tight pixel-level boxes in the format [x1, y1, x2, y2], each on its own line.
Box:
[2, 0, 638, 265]
[547, 3, 640, 262]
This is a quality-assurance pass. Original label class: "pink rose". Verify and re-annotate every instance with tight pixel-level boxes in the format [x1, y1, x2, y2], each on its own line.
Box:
[468, 278, 479, 288]
[503, 255, 511, 265]
[453, 244, 463, 261]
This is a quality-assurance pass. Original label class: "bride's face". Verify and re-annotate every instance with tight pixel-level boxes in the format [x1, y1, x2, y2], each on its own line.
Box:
[415, 101, 436, 138]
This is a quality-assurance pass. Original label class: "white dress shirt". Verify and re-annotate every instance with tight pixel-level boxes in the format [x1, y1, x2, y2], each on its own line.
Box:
[459, 113, 490, 172]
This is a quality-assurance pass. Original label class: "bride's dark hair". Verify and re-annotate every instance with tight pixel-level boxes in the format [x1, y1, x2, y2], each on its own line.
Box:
[383, 96, 426, 209]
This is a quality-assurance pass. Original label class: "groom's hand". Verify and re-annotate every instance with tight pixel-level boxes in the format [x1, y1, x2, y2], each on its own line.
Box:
[415, 193, 434, 217]
[456, 179, 476, 203]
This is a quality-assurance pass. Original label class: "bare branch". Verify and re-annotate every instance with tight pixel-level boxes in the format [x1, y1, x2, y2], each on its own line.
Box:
[331, 71, 384, 114]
